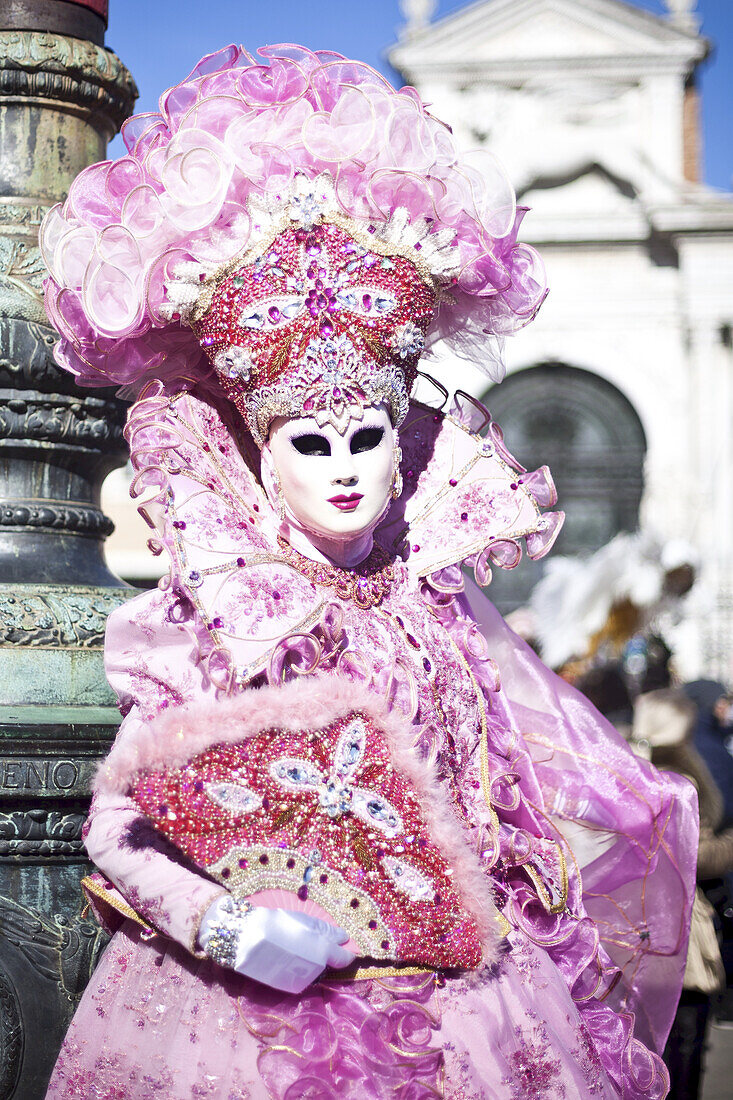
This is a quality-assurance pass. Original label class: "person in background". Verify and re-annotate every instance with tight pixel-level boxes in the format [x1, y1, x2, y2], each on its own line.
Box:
[685, 681, 733, 827]
[635, 669, 733, 1097]
[575, 662, 633, 740]
[684, 680, 733, 1022]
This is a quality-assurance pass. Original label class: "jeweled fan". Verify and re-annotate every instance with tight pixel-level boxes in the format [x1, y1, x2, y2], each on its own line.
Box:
[129, 709, 483, 969]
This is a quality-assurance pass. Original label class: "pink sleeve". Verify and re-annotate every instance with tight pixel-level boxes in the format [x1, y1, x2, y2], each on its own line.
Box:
[87, 588, 226, 951]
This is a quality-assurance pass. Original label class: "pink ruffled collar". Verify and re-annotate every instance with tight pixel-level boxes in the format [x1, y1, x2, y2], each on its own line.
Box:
[124, 382, 562, 690]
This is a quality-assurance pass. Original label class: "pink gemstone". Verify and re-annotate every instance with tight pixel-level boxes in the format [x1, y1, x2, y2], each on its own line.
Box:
[362, 294, 372, 311]
[268, 306, 280, 323]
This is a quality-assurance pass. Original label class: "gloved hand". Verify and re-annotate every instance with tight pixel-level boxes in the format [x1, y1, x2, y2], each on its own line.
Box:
[198, 895, 355, 994]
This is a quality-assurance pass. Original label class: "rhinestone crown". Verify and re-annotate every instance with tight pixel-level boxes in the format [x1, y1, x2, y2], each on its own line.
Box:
[165, 174, 455, 445]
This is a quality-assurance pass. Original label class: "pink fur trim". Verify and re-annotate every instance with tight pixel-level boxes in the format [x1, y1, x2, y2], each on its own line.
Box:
[97, 674, 504, 963]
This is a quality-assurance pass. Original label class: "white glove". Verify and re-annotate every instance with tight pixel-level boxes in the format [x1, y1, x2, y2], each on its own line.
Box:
[198, 895, 355, 994]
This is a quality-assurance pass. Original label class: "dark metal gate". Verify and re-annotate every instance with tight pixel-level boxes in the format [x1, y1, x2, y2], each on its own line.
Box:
[484, 362, 647, 612]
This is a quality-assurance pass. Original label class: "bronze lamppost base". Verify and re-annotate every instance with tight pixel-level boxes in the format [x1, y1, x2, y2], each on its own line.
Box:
[0, 3, 137, 1095]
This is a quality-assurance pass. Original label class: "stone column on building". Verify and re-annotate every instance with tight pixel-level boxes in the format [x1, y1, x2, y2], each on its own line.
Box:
[0, 2, 136, 1096]
[685, 314, 733, 680]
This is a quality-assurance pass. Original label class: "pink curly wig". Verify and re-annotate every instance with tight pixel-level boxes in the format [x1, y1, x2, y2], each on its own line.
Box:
[40, 43, 546, 398]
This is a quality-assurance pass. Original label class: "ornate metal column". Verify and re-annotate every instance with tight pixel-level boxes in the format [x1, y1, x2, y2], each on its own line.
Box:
[0, 3, 136, 1096]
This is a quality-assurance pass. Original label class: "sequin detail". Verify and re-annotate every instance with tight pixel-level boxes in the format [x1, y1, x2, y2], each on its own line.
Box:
[277, 536, 396, 609]
[504, 1021, 567, 1100]
[271, 717, 403, 833]
[203, 782, 262, 815]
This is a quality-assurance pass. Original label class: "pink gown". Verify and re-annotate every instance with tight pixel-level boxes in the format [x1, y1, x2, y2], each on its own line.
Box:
[46, 389, 696, 1100]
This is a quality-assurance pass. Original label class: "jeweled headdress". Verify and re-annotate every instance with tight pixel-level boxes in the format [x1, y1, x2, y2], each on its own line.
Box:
[161, 174, 455, 444]
[40, 44, 547, 444]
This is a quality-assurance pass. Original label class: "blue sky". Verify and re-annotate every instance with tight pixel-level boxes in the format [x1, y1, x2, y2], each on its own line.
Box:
[106, 0, 733, 191]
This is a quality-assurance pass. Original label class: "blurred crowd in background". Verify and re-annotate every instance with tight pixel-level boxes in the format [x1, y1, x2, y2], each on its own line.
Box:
[509, 533, 733, 1100]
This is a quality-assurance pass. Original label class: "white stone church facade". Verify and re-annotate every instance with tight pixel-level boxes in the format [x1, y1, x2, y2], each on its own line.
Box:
[390, 0, 733, 679]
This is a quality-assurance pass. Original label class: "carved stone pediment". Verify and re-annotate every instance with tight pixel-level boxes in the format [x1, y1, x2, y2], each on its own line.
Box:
[391, 0, 708, 77]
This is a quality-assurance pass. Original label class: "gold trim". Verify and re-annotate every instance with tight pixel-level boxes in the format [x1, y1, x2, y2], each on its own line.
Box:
[188, 888, 228, 956]
[320, 961, 437, 982]
[525, 853, 569, 916]
[496, 910, 513, 938]
[81, 875, 154, 935]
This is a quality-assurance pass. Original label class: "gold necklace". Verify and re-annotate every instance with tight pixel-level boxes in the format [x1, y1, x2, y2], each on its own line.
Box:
[277, 536, 396, 609]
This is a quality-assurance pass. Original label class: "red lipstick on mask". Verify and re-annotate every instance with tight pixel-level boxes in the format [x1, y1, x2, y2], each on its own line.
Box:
[328, 493, 363, 512]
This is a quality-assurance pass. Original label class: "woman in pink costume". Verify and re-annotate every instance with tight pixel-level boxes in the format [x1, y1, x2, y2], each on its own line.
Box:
[41, 45, 697, 1100]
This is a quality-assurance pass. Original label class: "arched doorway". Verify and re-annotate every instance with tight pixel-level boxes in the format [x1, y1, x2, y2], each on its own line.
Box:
[483, 363, 647, 612]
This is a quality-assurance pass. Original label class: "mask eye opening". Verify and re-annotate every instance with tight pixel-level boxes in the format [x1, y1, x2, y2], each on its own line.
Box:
[291, 433, 331, 457]
[350, 427, 384, 455]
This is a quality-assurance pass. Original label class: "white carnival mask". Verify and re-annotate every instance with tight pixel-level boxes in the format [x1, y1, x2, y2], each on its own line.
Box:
[264, 403, 396, 546]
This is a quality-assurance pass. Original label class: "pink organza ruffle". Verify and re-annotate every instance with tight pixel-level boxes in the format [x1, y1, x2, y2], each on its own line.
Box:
[41, 44, 547, 396]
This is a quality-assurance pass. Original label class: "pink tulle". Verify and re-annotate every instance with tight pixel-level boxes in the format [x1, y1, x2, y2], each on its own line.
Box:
[41, 44, 547, 397]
